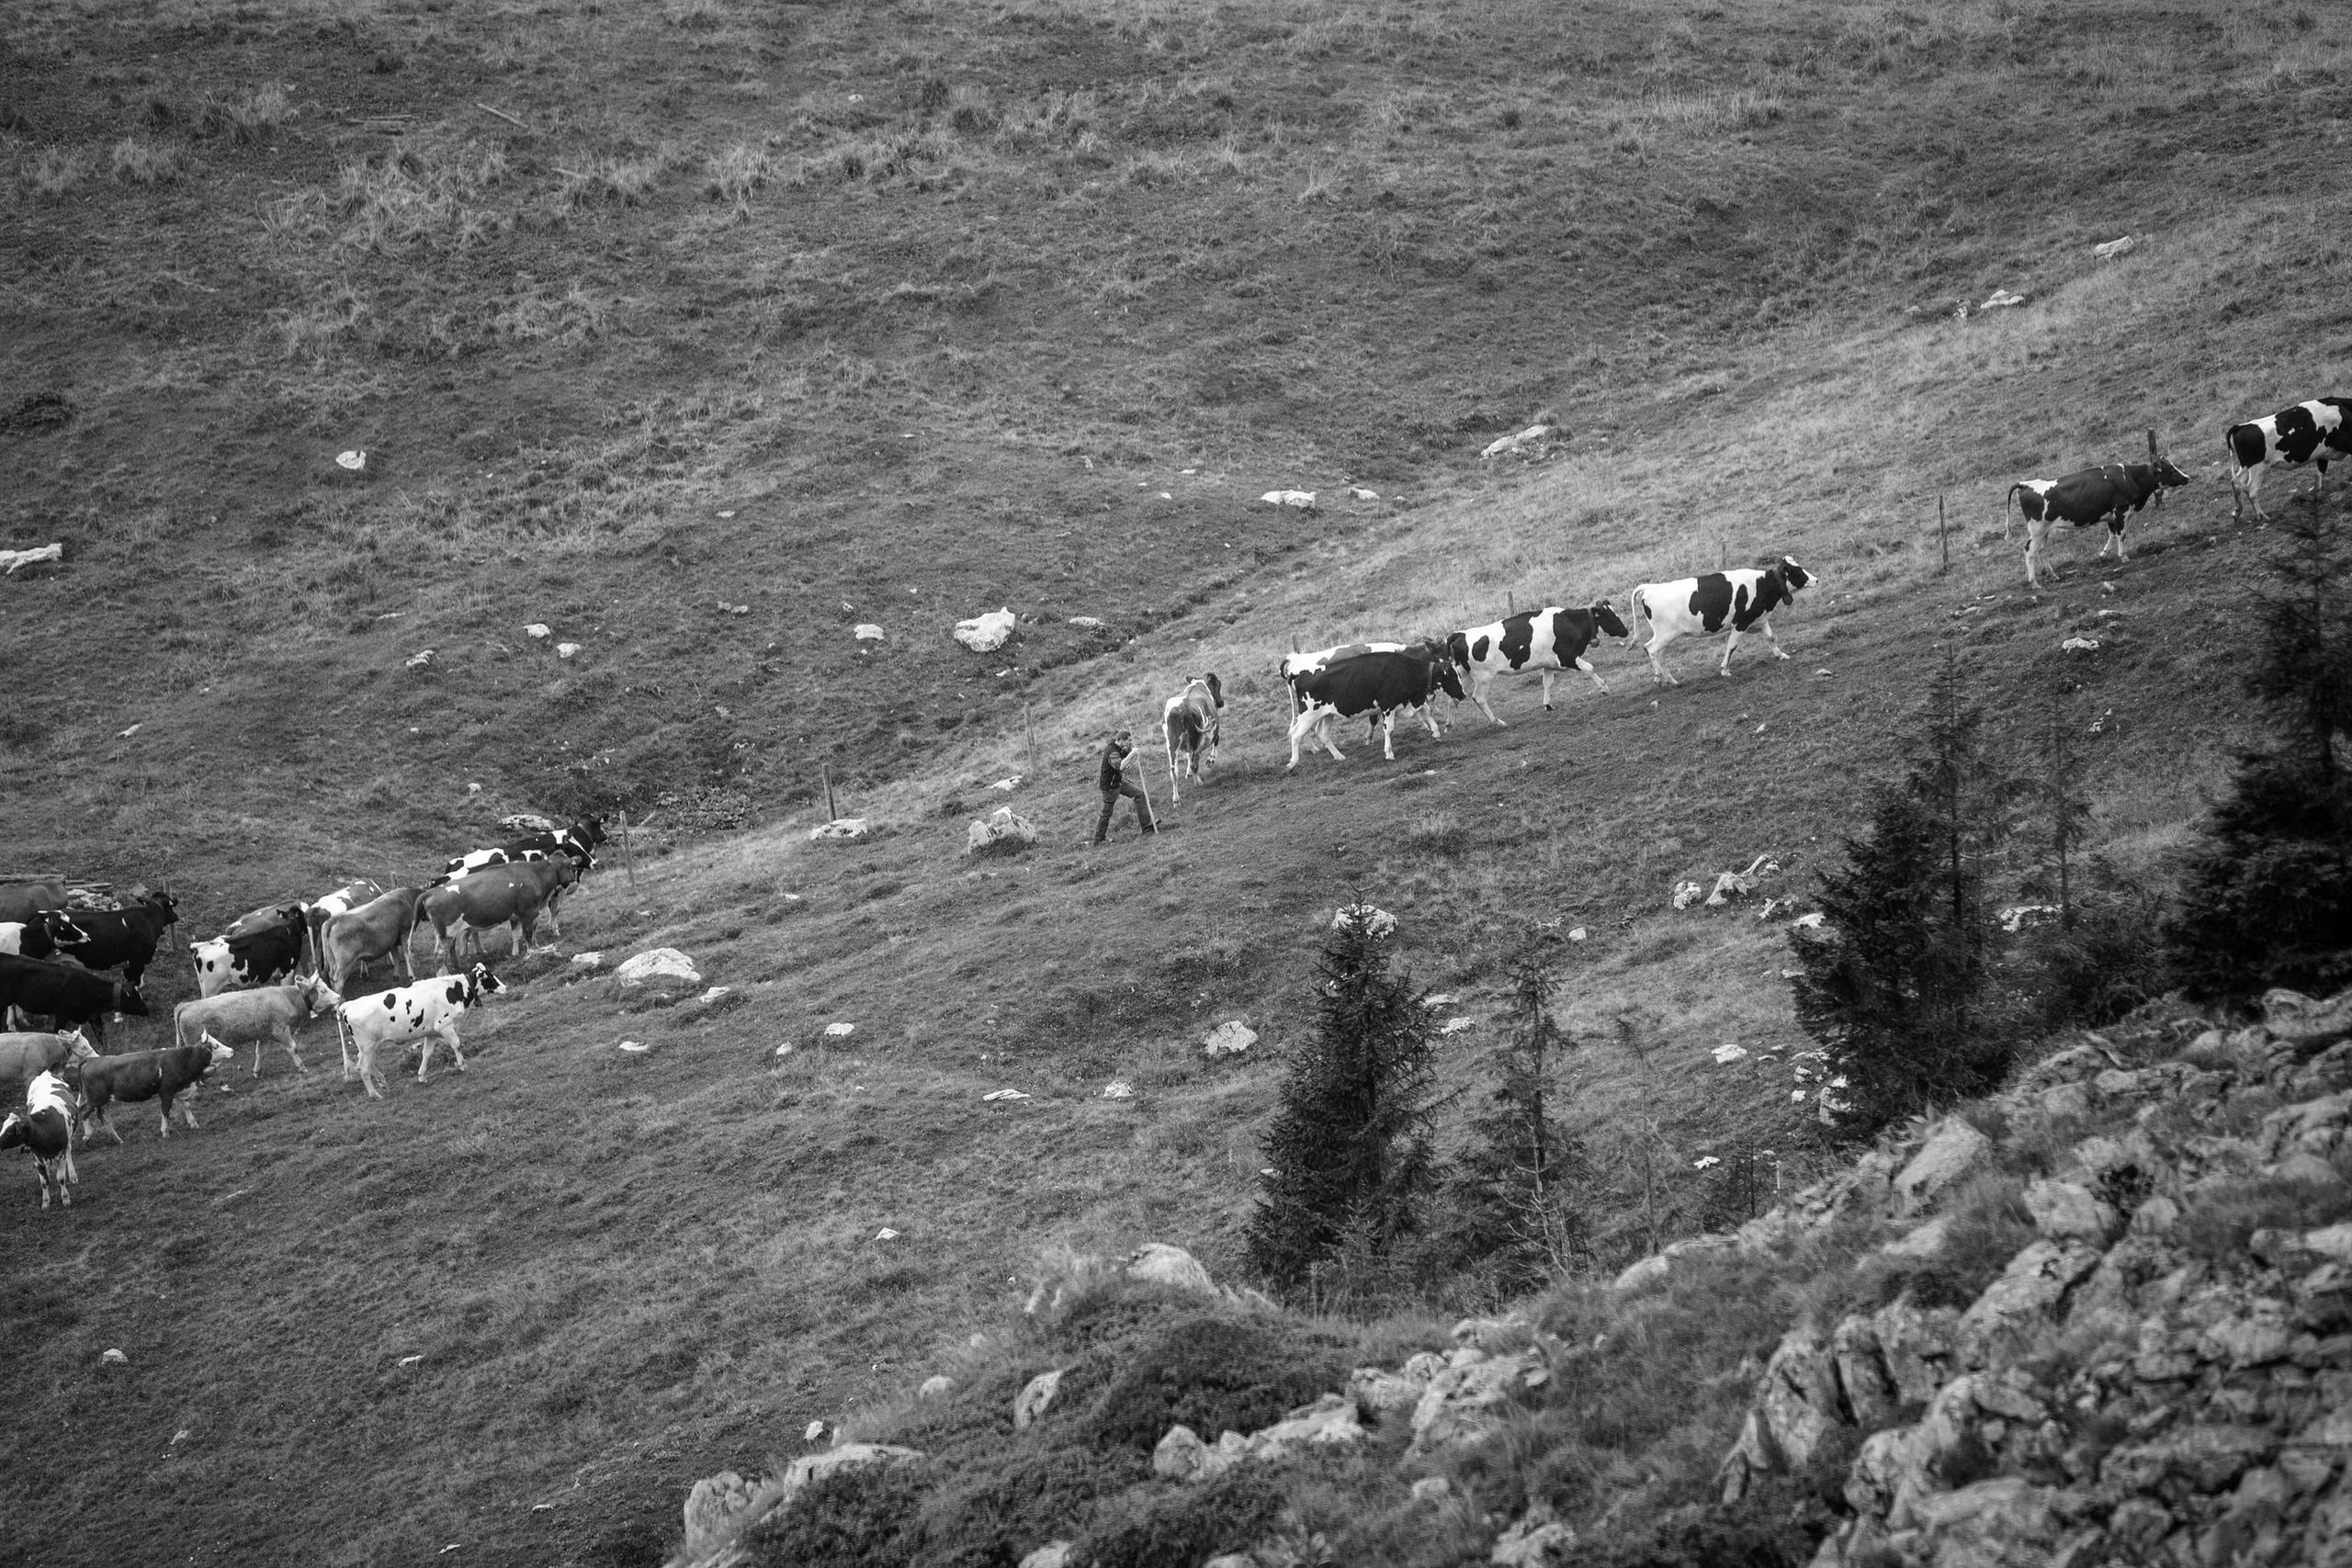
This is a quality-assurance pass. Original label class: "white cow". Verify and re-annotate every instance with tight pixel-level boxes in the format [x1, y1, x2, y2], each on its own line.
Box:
[1160, 673, 1224, 804]
[335, 964, 506, 1100]
[2224, 397, 2352, 522]
[1627, 558, 1814, 686]
[172, 974, 343, 1077]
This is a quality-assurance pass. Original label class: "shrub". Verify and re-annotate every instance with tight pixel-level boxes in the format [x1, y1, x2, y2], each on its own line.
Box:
[1082, 1314, 1354, 1452]
[1069, 1467, 1290, 1568]
[741, 1459, 929, 1567]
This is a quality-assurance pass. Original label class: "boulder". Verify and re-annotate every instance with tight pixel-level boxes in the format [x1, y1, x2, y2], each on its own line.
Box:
[1203, 1021, 1257, 1057]
[854, 623, 885, 641]
[615, 948, 701, 989]
[2023, 1179, 2120, 1244]
[808, 818, 873, 842]
[1017, 1545, 1072, 1568]
[1489, 1504, 1575, 1564]
[2258, 1091, 2352, 1162]
[1351, 1368, 1427, 1419]
[1332, 903, 1396, 938]
[1125, 1242, 1216, 1296]
[967, 807, 1038, 857]
[1409, 1348, 1548, 1451]
[2261, 987, 2352, 1047]
[1410, 1476, 1452, 1504]
[1013, 1369, 1066, 1431]
[1955, 1240, 2104, 1369]
[1883, 1214, 1952, 1259]
[2102, 1425, 2276, 1495]
[1894, 1118, 1993, 1215]
[681, 1471, 760, 1561]
[954, 607, 1017, 652]
[918, 1375, 955, 1401]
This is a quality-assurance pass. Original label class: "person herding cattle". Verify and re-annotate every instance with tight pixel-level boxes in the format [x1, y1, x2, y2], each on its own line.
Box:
[1092, 729, 1160, 844]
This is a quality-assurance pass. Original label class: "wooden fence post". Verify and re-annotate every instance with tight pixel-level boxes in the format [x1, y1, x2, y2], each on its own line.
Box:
[620, 809, 637, 889]
[1023, 703, 1037, 782]
[2148, 427, 2163, 508]
[821, 764, 838, 823]
[1939, 495, 1950, 575]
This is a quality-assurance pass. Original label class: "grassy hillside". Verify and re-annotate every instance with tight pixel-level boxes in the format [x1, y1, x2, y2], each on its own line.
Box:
[4, 0, 2350, 1563]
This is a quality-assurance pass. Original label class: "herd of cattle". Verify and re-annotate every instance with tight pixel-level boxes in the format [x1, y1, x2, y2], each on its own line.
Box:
[3, 397, 2341, 1207]
[1165, 392, 2349, 795]
[0, 817, 606, 1207]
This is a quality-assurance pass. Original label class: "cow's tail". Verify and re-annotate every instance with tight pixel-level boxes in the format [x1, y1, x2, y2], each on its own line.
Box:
[1627, 585, 1653, 643]
[170, 998, 190, 1051]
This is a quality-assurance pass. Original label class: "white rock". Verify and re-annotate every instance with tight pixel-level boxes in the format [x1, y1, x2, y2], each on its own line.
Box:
[1440, 1017, 1475, 1035]
[1350, 486, 1380, 501]
[918, 1375, 955, 1401]
[405, 649, 435, 670]
[1411, 1476, 1452, 1504]
[967, 807, 1038, 855]
[982, 1089, 1031, 1101]
[875, 1227, 899, 1241]
[1894, 1117, 1993, 1215]
[774, 1043, 795, 1056]
[1425, 992, 1458, 1006]
[1067, 615, 1107, 628]
[854, 623, 885, 641]
[1479, 423, 1554, 459]
[614, 948, 701, 988]
[617, 1040, 651, 1054]
[1567, 926, 1588, 942]
[1670, 879, 1703, 909]
[335, 449, 367, 470]
[1101, 1080, 1135, 1100]
[525, 624, 551, 639]
[1260, 489, 1318, 510]
[398, 1354, 424, 1367]
[101, 1348, 129, 1366]
[1014, 1368, 1067, 1430]
[1018, 1545, 1073, 1568]
[1332, 903, 1396, 937]
[696, 986, 730, 1002]
[2093, 235, 2137, 260]
[1126, 1242, 1216, 1295]
[804, 1420, 827, 1442]
[808, 818, 872, 841]
[571, 952, 603, 968]
[556, 642, 582, 660]
[1712, 1043, 1748, 1065]
[2061, 636, 2099, 652]
[1981, 288, 2028, 310]
[824, 1022, 855, 1038]
[1203, 1021, 1257, 1057]
[0, 542, 64, 575]
[988, 776, 1021, 791]
[954, 607, 1017, 652]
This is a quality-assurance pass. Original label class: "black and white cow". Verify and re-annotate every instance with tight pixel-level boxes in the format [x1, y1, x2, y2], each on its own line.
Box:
[433, 818, 605, 886]
[336, 963, 507, 1100]
[1161, 673, 1224, 804]
[302, 879, 384, 976]
[45, 892, 176, 990]
[1278, 642, 1405, 715]
[1628, 558, 1813, 686]
[0, 910, 90, 960]
[1444, 603, 1632, 726]
[2009, 460, 2192, 585]
[190, 906, 308, 999]
[0, 1070, 79, 1208]
[2225, 398, 2352, 522]
[1284, 646, 1466, 770]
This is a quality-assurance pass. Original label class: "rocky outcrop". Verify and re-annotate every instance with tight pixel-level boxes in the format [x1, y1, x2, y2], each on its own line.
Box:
[668, 1444, 924, 1568]
[1714, 991, 2352, 1568]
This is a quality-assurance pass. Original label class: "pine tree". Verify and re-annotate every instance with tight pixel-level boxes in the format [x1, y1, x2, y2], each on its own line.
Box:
[1789, 656, 2010, 1136]
[2168, 512, 2352, 1001]
[1245, 905, 1444, 1295]
[1453, 949, 1585, 1290]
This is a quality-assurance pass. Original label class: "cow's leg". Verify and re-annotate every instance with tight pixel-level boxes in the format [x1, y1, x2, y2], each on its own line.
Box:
[1164, 738, 1182, 806]
[1645, 632, 1680, 687]
[416, 1035, 435, 1083]
[156, 1094, 173, 1137]
[443, 1024, 466, 1075]
[2105, 514, 2130, 563]
[1575, 656, 1606, 693]
[1761, 615, 1788, 660]
[176, 1093, 199, 1130]
[1378, 709, 1397, 761]
[1471, 674, 1507, 727]
[277, 1022, 306, 1074]
[1540, 669, 1555, 712]
[1718, 627, 1743, 677]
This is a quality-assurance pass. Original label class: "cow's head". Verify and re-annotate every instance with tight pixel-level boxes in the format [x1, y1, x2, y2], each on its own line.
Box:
[144, 891, 178, 924]
[59, 1028, 96, 1064]
[297, 974, 344, 1015]
[575, 817, 608, 849]
[198, 1032, 235, 1070]
[1590, 601, 1632, 639]
[43, 911, 93, 947]
[1776, 558, 1814, 594]
[1430, 655, 1468, 704]
[1442, 630, 1472, 670]
[116, 983, 151, 1018]
[2154, 457, 2191, 489]
[468, 963, 508, 999]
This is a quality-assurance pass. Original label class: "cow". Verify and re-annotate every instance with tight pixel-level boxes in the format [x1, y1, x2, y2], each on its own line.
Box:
[1285, 646, 1467, 770]
[2009, 460, 2192, 586]
[1444, 603, 1633, 726]
[496, 818, 605, 874]
[0, 881, 65, 924]
[221, 900, 308, 940]
[302, 878, 385, 976]
[1279, 642, 1405, 715]
[0, 910, 90, 959]
[0, 1027, 98, 1101]
[0, 1071, 79, 1208]
[1161, 673, 1224, 804]
[44, 891, 176, 990]
[172, 975, 343, 1077]
[1628, 558, 1814, 686]
[335, 964, 506, 1100]
[418, 861, 577, 968]
[0, 953, 149, 1043]
[2225, 398, 2352, 522]
[190, 906, 307, 998]
[429, 846, 551, 887]
[319, 886, 428, 994]
[74, 1036, 236, 1145]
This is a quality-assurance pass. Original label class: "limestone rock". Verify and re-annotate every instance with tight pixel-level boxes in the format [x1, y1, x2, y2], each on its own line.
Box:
[1489, 1504, 1575, 1565]
[1955, 1240, 2104, 1368]
[1894, 1118, 1993, 1215]
[1350, 1366, 1427, 1419]
[1883, 1214, 1952, 1259]
[615, 948, 701, 989]
[954, 607, 1016, 653]
[1203, 1021, 1257, 1057]
[2262, 987, 2352, 1047]
[918, 1375, 955, 1401]
[1014, 1369, 1066, 1431]
[2024, 1179, 2121, 1244]
[1125, 1242, 1216, 1296]
[1410, 1348, 1548, 1451]
[681, 1472, 759, 1561]
[1411, 1476, 1453, 1504]
[967, 807, 1037, 856]
[2259, 1091, 2352, 1162]
[808, 818, 873, 842]
[1017, 1545, 1072, 1568]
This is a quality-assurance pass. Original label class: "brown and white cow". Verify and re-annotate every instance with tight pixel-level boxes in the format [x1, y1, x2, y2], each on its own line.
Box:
[172, 974, 343, 1077]
[1, 1071, 79, 1208]
[1628, 558, 1813, 686]
[1160, 673, 1224, 804]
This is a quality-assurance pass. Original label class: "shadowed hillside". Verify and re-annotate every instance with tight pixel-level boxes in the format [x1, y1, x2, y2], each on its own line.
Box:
[3, 0, 2350, 1562]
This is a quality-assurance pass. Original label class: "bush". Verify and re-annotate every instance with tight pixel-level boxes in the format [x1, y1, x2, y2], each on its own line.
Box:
[2016, 873, 2167, 1032]
[2166, 755, 2352, 1003]
[1069, 1468, 1290, 1568]
[742, 1459, 930, 1567]
[1082, 1314, 1354, 1452]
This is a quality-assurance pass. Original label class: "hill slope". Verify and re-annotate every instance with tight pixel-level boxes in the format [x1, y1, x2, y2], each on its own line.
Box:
[3, 0, 2351, 1563]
